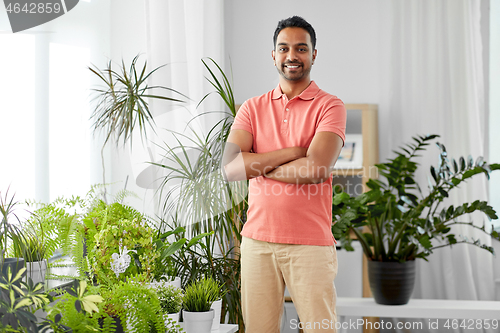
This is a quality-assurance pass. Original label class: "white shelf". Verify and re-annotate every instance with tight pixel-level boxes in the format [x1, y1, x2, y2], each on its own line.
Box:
[178, 323, 238, 333]
[337, 297, 500, 319]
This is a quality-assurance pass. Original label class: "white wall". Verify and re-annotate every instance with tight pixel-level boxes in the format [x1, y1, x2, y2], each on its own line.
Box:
[224, 0, 392, 105]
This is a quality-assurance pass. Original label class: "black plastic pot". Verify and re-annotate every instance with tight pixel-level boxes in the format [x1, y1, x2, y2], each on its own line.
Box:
[367, 260, 416, 305]
[0, 257, 25, 279]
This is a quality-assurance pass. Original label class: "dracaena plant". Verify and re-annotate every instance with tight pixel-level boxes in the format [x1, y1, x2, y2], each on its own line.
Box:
[332, 134, 500, 262]
[89, 54, 188, 148]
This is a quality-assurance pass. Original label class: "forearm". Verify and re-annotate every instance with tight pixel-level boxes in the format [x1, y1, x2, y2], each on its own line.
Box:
[265, 156, 333, 184]
[224, 147, 305, 181]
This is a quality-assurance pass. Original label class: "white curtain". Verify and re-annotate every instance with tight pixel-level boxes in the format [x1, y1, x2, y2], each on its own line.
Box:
[380, 1, 494, 332]
[130, 0, 225, 190]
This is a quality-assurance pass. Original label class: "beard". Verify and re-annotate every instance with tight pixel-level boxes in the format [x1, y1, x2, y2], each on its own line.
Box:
[276, 61, 312, 81]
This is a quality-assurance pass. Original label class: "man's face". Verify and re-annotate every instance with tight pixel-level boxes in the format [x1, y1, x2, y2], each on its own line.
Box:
[272, 27, 317, 82]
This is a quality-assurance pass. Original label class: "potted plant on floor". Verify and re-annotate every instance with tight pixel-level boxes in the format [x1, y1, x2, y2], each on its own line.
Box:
[182, 277, 219, 333]
[332, 134, 500, 305]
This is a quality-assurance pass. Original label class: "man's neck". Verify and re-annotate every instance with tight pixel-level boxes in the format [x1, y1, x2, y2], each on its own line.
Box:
[279, 78, 312, 100]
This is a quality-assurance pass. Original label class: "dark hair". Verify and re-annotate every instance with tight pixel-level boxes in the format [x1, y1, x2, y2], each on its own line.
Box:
[273, 16, 316, 50]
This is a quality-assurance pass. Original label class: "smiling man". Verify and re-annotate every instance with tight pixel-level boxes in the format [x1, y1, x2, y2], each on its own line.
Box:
[224, 16, 346, 332]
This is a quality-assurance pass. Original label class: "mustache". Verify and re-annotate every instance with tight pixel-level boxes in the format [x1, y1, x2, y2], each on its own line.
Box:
[283, 61, 303, 66]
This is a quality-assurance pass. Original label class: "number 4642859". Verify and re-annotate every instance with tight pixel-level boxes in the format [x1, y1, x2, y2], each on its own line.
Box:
[444, 319, 498, 330]
[5, 3, 62, 14]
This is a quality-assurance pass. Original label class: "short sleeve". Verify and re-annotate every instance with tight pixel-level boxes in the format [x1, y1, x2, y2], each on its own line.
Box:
[316, 100, 347, 145]
[231, 101, 253, 134]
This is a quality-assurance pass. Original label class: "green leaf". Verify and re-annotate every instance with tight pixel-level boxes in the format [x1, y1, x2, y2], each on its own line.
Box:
[333, 192, 350, 205]
[459, 157, 466, 171]
[397, 204, 408, 213]
[468, 155, 474, 168]
[430, 166, 438, 182]
[438, 188, 449, 198]
[418, 234, 432, 249]
[400, 196, 414, 207]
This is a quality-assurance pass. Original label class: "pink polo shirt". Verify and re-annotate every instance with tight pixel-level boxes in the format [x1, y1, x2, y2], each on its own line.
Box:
[231, 81, 346, 246]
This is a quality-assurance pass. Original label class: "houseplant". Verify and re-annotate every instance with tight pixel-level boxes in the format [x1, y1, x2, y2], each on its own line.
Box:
[332, 134, 500, 304]
[156, 284, 183, 331]
[182, 277, 220, 333]
[13, 232, 48, 285]
[40, 279, 104, 332]
[83, 198, 159, 285]
[0, 267, 51, 333]
[99, 280, 166, 333]
[155, 58, 245, 327]
[0, 189, 30, 278]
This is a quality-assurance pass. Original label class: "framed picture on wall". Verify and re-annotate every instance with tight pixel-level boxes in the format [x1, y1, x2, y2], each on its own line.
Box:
[334, 134, 363, 169]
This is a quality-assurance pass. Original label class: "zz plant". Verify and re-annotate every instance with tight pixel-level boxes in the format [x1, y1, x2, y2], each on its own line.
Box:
[332, 134, 500, 262]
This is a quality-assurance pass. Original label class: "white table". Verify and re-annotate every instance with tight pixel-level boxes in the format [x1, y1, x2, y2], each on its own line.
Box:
[178, 323, 238, 333]
[336, 297, 500, 319]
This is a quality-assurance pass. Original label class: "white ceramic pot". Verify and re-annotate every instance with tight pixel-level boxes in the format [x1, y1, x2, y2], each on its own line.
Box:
[210, 299, 222, 331]
[149, 276, 182, 290]
[163, 275, 181, 289]
[26, 259, 47, 285]
[182, 309, 214, 333]
[165, 312, 180, 332]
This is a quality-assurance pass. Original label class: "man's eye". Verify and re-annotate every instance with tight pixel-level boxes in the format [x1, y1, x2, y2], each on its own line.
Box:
[280, 48, 287, 52]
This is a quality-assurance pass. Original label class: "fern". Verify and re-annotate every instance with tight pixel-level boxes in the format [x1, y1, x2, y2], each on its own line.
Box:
[100, 282, 166, 333]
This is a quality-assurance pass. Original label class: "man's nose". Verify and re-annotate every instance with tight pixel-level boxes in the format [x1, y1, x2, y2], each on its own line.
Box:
[286, 50, 298, 62]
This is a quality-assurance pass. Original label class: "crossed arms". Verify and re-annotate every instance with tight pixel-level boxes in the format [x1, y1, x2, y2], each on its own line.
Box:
[223, 129, 343, 184]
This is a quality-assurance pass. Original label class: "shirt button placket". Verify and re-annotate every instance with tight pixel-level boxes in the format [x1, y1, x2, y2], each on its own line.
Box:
[282, 105, 290, 134]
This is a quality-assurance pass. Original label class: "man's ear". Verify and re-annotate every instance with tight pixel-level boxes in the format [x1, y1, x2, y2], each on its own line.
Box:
[272, 50, 276, 65]
[312, 49, 317, 64]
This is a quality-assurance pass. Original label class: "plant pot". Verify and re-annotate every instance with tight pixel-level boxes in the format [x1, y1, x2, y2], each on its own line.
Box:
[182, 309, 214, 333]
[163, 275, 181, 289]
[210, 299, 222, 331]
[165, 312, 180, 332]
[0, 257, 25, 279]
[26, 259, 47, 285]
[368, 260, 416, 305]
[149, 276, 182, 290]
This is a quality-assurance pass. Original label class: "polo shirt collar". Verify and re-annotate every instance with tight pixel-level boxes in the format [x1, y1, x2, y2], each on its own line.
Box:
[271, 81, 320, 101]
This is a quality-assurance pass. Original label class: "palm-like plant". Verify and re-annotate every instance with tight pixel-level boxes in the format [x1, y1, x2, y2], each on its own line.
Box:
[89, 54, 188, 147]
[153, 58, 246, 326]
[333, 134, 500, 262]
[0, 189, 32, 269]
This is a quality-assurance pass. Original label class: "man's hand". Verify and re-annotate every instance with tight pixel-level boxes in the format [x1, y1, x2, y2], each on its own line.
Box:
[223, 130, 307, 181]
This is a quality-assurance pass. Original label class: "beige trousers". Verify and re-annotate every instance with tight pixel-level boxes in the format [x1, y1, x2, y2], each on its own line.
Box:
[241, 236, 338, 333]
